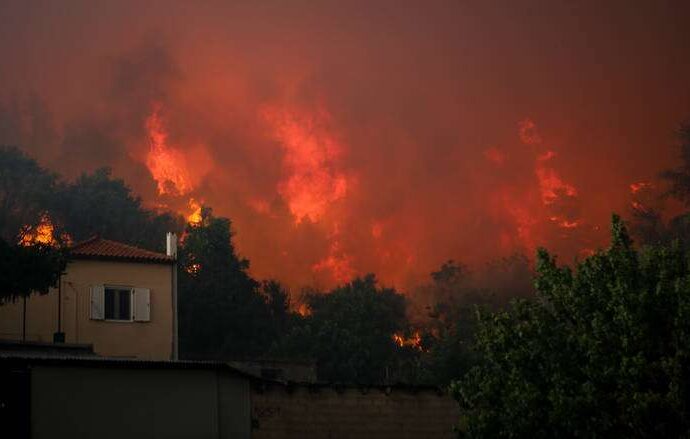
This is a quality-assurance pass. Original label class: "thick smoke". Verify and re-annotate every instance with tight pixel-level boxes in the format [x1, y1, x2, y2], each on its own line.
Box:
[1, 0, 689, 290]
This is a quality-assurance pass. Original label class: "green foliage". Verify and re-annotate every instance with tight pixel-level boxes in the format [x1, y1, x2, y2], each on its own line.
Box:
[452, 214, 690, 437]
[274, 274, 409, 384]
[178, 208, 289, 359]
[0, 239, 66, 303]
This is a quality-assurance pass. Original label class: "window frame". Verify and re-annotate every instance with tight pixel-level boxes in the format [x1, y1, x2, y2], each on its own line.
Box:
[103, 285, 134, 322]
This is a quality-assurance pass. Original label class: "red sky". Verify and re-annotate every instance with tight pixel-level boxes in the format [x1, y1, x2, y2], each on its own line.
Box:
[1, 0, 689, 289]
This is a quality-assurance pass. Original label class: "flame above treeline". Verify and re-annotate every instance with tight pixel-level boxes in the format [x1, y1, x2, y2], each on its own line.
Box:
[2, 1, 689, 291]
[19, 214, 58, 247]
[140, 101, 648, 288]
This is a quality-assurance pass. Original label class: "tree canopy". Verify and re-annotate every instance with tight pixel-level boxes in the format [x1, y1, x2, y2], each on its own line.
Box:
[57, 167, 182, 252]
[0, 240, 66, 304]
[0, 146, 60, 243]
[0, 146, 183, 252]
[0, 146, 67, 303]
[273, 274, 409, 384]
[452, 215, 690, 437]
[177, 207, 289, 359]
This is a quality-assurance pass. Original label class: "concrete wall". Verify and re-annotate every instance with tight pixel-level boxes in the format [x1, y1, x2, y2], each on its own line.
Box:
[18, 362, 456, 439]
[219, 372, 253, 439]
[250, 383, 460, 439]
[30, 366, 250, 439]
[0, 259, 174, 360]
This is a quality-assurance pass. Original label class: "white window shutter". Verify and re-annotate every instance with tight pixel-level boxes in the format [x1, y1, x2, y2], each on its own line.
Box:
[134, 288, 151, 322]
[90, 285, 105, 320]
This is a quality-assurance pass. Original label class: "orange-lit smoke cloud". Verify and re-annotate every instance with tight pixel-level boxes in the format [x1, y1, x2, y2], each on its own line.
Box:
[1, 1, 690, 291]
[262, 105, 350, 224]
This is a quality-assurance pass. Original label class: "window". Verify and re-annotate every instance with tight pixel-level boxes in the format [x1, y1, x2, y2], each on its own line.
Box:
[104, 287, 132, 321]
[90, 285, 150, 322]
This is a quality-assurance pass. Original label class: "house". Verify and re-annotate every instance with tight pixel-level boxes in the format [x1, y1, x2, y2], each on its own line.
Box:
[0, 234, 178, 360]
[0, 233, 461, 438]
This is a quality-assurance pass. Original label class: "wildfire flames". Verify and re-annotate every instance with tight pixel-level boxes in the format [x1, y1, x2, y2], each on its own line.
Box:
[186, 263, 201, 275]
[2, 0, 686, 296]
[489, 119, 585, 254]
[19, 214, 57, 246]
[186, 199, 203, 225]
[629, 181, 656, 214]
[312, 237, 355, 284]
[521, 119, 579, 214]
[296, 303, 311, 317]
[137, 107, 599, 287]
[262, 105, 349, 224]
[260, 104, 358, 283]
[393, 332, 422, 350]
[143, 105, 212, 237]
[145, 105, 195, 196]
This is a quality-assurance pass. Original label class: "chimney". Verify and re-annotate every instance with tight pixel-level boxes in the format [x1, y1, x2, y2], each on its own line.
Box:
[166, 232, 177, 258]
[167, 232, 179, 361]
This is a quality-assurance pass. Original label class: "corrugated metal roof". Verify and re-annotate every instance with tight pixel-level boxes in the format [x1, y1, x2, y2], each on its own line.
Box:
[0, 353, 447, 392]
[0, 352, 254, 378]
[0, 339, 96, 357]
[69, 236, 174, 264]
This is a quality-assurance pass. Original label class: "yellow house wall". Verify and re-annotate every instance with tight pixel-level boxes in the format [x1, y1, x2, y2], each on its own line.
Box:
[0, 259, 174, 360]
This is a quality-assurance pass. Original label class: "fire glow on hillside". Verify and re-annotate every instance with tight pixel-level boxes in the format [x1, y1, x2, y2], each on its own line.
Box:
[2, 1, 689, 291]
[135, 103, 658, 288]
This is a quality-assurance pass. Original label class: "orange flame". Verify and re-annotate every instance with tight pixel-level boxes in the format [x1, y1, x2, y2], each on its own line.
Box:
[522, 119, 580, 226]
[533, 149, 577, 205]
[312, 239, 355, 284]
[393, 331, 422, 350]
[312, 223, 355, 284]
[186, 198, 203, 225]
[296, 303, 311, 317]
[20, 213, 56, 246]
[145, 105, 194, 196]
[186, 262, 201, 275]
[262, 105, 349, 223]
[518, 120, 578, 205]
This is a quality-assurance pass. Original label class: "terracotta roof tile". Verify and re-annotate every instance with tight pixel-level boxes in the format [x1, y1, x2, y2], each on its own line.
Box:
[69, 236, 174, 264]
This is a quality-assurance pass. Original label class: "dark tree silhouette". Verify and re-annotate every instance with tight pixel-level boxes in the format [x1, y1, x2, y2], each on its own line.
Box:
[632, 122, 690, 249]
[0, 146, 60, 242]
[177, 207, 283, 359]
[273, 274, 409, 384]
[57, 167, 182, 251]
[0, 240, 66, 304]
[661, 123, 690, 206]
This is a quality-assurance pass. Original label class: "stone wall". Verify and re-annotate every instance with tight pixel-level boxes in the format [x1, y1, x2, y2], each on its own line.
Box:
[251, 382, 459, 439]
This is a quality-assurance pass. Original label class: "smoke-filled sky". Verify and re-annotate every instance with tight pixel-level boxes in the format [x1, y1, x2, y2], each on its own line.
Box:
[1, 0, 690, 289]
